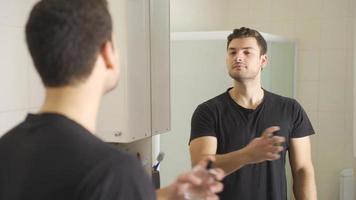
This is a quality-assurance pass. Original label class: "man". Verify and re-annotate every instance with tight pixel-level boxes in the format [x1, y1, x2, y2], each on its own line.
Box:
[0, 0, 224, 199]
[189, 27, 317, 200]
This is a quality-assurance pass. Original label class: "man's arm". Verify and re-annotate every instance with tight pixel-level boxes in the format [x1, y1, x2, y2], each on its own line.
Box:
[289, 136, 317, 200]
[190, 126, 285, 175]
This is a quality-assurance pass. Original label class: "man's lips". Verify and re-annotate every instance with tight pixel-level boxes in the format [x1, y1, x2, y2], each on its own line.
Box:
[232, 63, 246, 69]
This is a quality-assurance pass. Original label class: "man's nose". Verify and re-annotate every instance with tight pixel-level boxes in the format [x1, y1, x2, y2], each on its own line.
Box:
[234, 53, 243, 62]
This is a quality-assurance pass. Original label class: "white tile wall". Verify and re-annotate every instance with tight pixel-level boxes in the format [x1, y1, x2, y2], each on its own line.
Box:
[345, 51, 354, 112]
[0, 0, 40, 136]
[297, 50, 320, 81]
[269, 20, 295, 39]
[245, 20, 272, 35]
[318, 112, 347, 172]
[247, 0, 271, 22]
[319, 80, 346, 112]
[296, 81, 319, 111]
[295, 20, 322, 50]
[321, 0, 349, 19]
[348, 0, 356, 18]
[317, 112, 347, 200]
[170, 0, 229, 32]
[0, 1, 26, 27]
[296, 0, 322, 20]
[319, 49, 347, 81]
[226, 0, 249, 27]
[345, 113, 354, 166]
[0, 26, 30, 112]
[316, 169, 338, 200]
[320, 19, 348, 50]
[270, 0, 296, 21]
[346, 17, 356, 50]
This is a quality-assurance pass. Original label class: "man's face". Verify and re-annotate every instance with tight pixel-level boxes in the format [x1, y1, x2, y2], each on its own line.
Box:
[226, 37, 267, 82]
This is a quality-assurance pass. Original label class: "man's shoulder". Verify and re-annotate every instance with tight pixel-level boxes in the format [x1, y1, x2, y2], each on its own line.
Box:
[265, 90, 298, 105]
[0, 113, 120, 163]
[0, 116, 34, 146]
[197, 90, 229, 110]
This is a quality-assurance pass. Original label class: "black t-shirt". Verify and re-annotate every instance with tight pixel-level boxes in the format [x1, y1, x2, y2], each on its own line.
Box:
[0, 113, 156, 200]
[190, 89, 315, 200]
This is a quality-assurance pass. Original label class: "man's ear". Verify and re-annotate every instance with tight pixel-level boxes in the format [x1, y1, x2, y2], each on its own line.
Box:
[260, 54, 268, 70]
[100, 41, 116, 70]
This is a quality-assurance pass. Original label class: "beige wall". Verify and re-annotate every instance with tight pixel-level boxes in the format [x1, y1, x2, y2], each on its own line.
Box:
[170, 0, 229, 32]
[171, 0, 355, 199]
[0, 0, 44, 136]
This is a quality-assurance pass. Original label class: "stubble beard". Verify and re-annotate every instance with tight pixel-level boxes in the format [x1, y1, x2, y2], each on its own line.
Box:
[228, 68, 261, 83]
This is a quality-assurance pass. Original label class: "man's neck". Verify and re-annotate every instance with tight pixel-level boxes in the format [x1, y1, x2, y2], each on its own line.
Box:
[39, 85, 102, 133]
[229, 81, 264, 109]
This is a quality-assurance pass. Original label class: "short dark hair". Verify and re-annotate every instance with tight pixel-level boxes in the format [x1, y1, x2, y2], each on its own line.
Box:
[26, 0, 113, 87]
[227, 27, 267, 55]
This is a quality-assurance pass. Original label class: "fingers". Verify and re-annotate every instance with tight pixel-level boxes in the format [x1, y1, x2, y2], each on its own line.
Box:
[266, 141, 284, 154]
[176, 166, 224, 187]
[208, 181, 224, 193]
[261, 126, 285, 147]
[176, 171, 203, 186]
[264, 145, 284, 161]
[175, 159, 224, 200]
[206, 196, 219, 200]
[261, 126, 280, 138]
[259, 127, 286, 161]
[271, 135, 285, 145]
[208, 168, 225, 181]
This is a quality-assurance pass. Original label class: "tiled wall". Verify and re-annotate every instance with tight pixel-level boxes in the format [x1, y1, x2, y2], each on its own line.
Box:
[170, 0, 229, 32]
[171, 0, 355, 199]
[0, 0, 44, 137]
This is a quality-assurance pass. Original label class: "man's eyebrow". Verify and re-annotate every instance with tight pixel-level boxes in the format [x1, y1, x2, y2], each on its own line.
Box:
[228, 47, 257, 51]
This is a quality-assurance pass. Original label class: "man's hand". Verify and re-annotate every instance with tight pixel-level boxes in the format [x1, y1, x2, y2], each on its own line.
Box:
[243, 126, 285, 164]
[157, 157, 225, 200]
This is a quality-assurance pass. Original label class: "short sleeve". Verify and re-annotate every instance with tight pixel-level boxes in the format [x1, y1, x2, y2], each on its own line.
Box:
[76, 155, 156, 200]
[190, 103, 217, 143]
[291, 100, 315, 138]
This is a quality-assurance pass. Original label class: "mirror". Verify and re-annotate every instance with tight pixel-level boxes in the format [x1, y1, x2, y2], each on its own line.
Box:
[160, 1, 355, 200]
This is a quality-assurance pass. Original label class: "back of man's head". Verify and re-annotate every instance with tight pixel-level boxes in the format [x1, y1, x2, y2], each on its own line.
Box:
[26, 0, 113, 87]
[227, 27, 267, 56]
